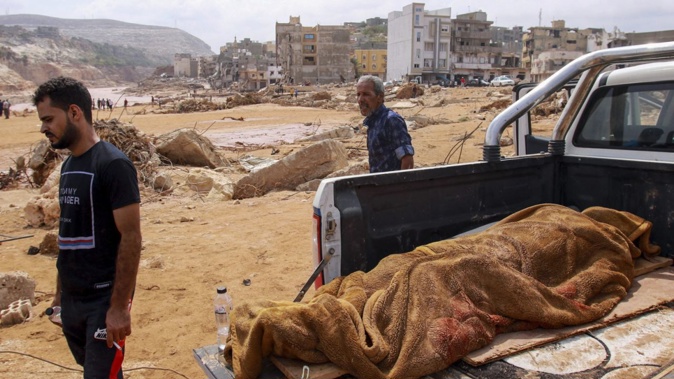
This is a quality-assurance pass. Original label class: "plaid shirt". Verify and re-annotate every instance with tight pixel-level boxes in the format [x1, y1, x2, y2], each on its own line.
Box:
[364, 105, 414, 173]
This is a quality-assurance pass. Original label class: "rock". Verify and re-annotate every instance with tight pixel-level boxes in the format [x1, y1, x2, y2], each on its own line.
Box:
[24, 183, 60, 228]
[0, 272, 35, 311]
[295, 126, 355, 142]
[155, 129, 224, 168]
[182, 168, 234, 200]
[28, 140, 59, 186]
[234, 139, 349, 199]
[152, 172, 174, 191]
[38, 233, 59, 256]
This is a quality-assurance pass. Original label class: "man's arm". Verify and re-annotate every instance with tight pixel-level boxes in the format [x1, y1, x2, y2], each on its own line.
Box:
[106, 202, 142, 348]
[400, 155, 414, 170]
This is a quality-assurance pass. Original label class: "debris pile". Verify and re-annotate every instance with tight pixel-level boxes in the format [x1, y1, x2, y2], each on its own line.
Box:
[94, 119, 160, 186]
[226, 94, 263, 108]
[478, 99, 511, 112]
[396, 84, 425, 99]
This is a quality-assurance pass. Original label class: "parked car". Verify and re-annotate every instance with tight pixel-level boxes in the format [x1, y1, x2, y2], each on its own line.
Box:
[467, 79, 490, 87]
[490, 75, 515, 86]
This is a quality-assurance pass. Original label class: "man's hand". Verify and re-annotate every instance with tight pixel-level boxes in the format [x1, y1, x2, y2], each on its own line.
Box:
[401, 155, 414, 170]
[106, 306, 131, 348]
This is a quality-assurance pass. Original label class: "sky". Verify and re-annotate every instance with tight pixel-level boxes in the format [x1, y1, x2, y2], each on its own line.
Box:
[4, 0, 672, 54]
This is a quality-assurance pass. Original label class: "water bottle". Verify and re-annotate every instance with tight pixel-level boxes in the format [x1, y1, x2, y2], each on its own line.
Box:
[45, 306, 62, 326]
[214, 286, 233, 353]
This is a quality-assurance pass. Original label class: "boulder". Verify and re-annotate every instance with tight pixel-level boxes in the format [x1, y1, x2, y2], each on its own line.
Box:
[38, 233, 59, 256]
[0, 272, 35, 310]
[183, 168, 234, 201]
[234, 140, 348, 199]
[24, 183, 60, 228]
[155, 129, 224, 168]
[296, 126, 355, 142]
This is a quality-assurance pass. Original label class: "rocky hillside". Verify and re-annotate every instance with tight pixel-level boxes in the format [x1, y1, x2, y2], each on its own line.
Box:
[0, 15, 215, 97]
[0, 14, 213, 65]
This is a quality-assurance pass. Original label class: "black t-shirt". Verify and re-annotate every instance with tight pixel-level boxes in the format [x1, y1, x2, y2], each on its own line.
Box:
[57, 141, 140, 296]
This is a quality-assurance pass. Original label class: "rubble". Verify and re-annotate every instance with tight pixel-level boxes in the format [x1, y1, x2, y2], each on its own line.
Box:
[0, 272, 35, 311]
[233, 139, 349, 199]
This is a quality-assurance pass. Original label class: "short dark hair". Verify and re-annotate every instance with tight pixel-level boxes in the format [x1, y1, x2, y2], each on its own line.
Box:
[32, 76, 93, 124]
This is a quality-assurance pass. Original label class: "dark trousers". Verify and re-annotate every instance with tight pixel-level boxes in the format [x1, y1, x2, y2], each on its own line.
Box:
[61, 291, 124, 379]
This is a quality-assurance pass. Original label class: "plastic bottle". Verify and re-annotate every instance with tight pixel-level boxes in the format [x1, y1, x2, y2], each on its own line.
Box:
[214, 286, 233, 353]
[45, 306, 62, 326]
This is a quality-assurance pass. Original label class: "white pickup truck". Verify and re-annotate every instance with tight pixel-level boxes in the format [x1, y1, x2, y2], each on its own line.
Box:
[195, 42, 674, 379]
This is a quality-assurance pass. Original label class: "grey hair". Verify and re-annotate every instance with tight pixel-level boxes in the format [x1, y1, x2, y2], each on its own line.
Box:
[357, 75, 385, 96]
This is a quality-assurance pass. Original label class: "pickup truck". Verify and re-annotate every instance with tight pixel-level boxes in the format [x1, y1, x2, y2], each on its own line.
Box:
[308, 42, 674, 378]
[194, 42, 674, 378]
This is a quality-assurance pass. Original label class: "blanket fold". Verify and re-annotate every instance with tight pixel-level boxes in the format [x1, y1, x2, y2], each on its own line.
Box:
[225, 204, 660, 379]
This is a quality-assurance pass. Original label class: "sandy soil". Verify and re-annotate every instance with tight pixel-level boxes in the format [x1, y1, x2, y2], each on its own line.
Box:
[0, 86, 539, 378]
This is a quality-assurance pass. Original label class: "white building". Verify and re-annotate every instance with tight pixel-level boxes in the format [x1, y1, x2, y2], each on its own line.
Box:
[387, 3, 452, 84]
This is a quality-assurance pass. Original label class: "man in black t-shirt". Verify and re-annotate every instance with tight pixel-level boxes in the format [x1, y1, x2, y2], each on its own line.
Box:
[33, 77, 142, 379]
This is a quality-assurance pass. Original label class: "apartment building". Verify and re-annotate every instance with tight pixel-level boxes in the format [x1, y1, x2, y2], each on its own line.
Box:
[275, 16, 354, 85]
[387, 3, 452, 84]
[354, 42, 387, 78]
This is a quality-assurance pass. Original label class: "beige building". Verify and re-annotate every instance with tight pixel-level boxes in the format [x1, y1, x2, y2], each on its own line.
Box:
[522, 20, 605, 82]
[174, 53, 198, 77]
[354, 48, 387, 78]
[275, 16, 354, 85]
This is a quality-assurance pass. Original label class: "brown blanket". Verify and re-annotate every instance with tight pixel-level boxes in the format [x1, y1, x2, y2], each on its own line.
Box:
[225, 204, 660, 379]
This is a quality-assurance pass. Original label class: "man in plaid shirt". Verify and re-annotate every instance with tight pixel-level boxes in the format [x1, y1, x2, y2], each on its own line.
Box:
[356, 75, 415, 173]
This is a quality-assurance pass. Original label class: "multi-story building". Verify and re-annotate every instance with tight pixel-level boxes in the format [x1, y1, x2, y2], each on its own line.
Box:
[354, 42, 387, 78]
[450, 11, 496, 81]
[275, 16, 354, 85]
[489, 25, 524, 80]
[523, 20, 607, 82]
[387, 3, 452, 84]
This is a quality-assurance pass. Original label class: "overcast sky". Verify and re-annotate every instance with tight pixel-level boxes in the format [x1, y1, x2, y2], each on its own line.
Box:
[4, 0, 672, 53]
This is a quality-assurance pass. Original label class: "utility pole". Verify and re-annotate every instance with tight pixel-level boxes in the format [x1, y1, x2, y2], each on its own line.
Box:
[538, 9, 542, 27]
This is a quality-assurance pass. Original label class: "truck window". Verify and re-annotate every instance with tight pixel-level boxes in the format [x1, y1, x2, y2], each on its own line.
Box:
[574, 82, 674, 149]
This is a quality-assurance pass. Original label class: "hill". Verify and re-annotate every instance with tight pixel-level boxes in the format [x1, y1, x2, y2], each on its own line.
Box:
[0, 15, 215, 96]
[0, 14, 214, 65]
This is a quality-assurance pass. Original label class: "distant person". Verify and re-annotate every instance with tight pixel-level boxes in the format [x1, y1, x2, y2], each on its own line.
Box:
[151, 95, 154, 105]
[412, 85, 418, 98]
[356, 75, 414, 173]
[123, 99, 128, 108]
[32, 76, 142, 379]
[460, 77, 466, 87]
[2, 99, 10, 119]
[294, 89, 298, 98]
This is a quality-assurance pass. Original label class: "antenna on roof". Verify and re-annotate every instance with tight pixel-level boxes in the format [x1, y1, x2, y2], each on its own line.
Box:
[538, 8, 542, 27]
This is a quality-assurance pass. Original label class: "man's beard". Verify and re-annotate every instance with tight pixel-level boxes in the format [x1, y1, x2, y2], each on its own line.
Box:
[51, 119, 79, 150]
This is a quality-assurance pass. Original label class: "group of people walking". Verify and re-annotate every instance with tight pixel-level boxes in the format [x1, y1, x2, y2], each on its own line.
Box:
[94, 98, 114, 110]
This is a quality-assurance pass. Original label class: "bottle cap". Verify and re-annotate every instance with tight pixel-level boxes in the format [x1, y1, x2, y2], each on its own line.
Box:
[45, 307, 54, 316]
[217, 287, 227, 294]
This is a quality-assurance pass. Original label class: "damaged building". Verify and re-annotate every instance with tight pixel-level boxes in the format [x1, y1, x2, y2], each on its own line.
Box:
[386, 3, 522, 84]
[275, 16, 354, 85]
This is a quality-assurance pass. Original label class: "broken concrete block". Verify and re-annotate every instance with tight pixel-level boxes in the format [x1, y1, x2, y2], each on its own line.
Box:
[0, 272, 36, 311]
[0, 298, 33, 326]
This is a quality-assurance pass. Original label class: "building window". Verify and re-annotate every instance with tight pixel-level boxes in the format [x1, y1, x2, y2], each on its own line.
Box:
[415, 14, 420, 25]
[304, 34, 315, 40]
[414, 63, 420, 68]
[439, 43, 448, 52]
[362, 54, 367, 60]
[372, 63, 377, 69]
[424, 59, 432, 68]
[303, 45, 315, 53]
[416, 32, 421, 42]
[383, 55, 387, 61]
[416, 49, 420, 58]
[372, 54, 376, 61]
[479, 57, 485, 64]
[362, 64, 366, 69]
[424, 42, 434, 51]
[438, 59, 446, 67]
[441, 25, 449, 33]
[303, 56, 316, 65]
